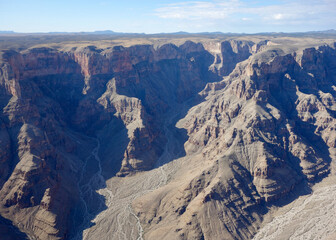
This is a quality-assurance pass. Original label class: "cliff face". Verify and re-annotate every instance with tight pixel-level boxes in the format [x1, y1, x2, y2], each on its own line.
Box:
[0, 40, 244, 239]
[132, 42, 336, 240]
[0, 37, 335, 240]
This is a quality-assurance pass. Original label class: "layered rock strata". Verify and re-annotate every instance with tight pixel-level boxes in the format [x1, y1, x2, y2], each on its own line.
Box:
[0, 37, 335, 240]
[133, 41, 336, 239]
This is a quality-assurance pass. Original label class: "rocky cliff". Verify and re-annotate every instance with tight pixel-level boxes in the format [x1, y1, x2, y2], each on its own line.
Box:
[0, 36, 335, 240]
[132, 40, 336, 239]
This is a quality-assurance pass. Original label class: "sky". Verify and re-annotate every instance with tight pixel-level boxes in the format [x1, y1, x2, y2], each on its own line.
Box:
[0, 0, 335, 34]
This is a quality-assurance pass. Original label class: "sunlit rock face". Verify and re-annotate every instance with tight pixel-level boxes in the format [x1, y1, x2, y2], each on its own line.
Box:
[0, 36, 335, 240]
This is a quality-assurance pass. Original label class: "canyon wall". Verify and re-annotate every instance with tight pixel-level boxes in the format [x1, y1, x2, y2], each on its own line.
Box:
[132, 41, 336, 239]
[0, 37, 335, 239]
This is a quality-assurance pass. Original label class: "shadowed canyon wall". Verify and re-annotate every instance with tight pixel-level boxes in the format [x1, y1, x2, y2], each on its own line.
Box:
[0, 38, 335, 239]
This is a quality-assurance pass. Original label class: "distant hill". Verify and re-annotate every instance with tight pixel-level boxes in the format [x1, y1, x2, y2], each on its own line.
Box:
[0, 31, 15, 34]
[0, 29, 335, 36]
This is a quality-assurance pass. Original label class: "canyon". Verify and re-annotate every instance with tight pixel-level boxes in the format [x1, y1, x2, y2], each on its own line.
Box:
[0, 33, 335, 239]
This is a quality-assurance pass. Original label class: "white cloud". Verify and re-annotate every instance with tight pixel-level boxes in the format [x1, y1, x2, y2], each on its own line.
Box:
[155, 0, 241, 20]
[154, 0, 336, 29]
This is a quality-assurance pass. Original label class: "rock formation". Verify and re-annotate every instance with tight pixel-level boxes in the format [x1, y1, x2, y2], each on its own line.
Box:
[0, 35, 335, 240]
[132, 39, 336, 239]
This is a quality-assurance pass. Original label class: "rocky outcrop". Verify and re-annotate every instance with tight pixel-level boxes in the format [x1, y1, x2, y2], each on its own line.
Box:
[203, 40, 255, 76]
[0, 79, 80, 239]
[0, 37, 335, 240]
[133, 40, 336, 240]
[0, 39, 230, 239]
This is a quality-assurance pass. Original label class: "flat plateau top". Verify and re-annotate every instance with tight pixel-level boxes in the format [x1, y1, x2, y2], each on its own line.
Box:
[0, 32, 336, 52]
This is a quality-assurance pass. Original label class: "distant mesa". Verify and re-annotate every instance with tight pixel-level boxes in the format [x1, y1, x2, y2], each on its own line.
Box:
[0, 29, 335, 36]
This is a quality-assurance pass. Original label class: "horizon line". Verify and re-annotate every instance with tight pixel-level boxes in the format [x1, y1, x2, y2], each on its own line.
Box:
[1, 29, 336, 36]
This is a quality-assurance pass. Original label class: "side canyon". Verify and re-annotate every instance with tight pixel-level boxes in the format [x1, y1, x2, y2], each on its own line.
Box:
[0, 35, 335, 239]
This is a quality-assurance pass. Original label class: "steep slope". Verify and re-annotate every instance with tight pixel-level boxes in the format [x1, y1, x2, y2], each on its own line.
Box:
[0, 36, 335, 240]
[133, 40, 336, 240]
[0, 38, 255, 239]
[253, 176, 336, 240]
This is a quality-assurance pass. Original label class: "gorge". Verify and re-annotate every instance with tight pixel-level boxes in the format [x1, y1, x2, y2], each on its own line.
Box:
[0, 33, 335, 240]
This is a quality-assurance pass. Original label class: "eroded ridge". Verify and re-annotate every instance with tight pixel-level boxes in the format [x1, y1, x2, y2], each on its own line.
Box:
[0, 36, 335, 240]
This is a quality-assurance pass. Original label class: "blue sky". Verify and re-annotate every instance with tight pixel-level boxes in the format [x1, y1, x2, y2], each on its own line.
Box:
[0, 0, 335, 33]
